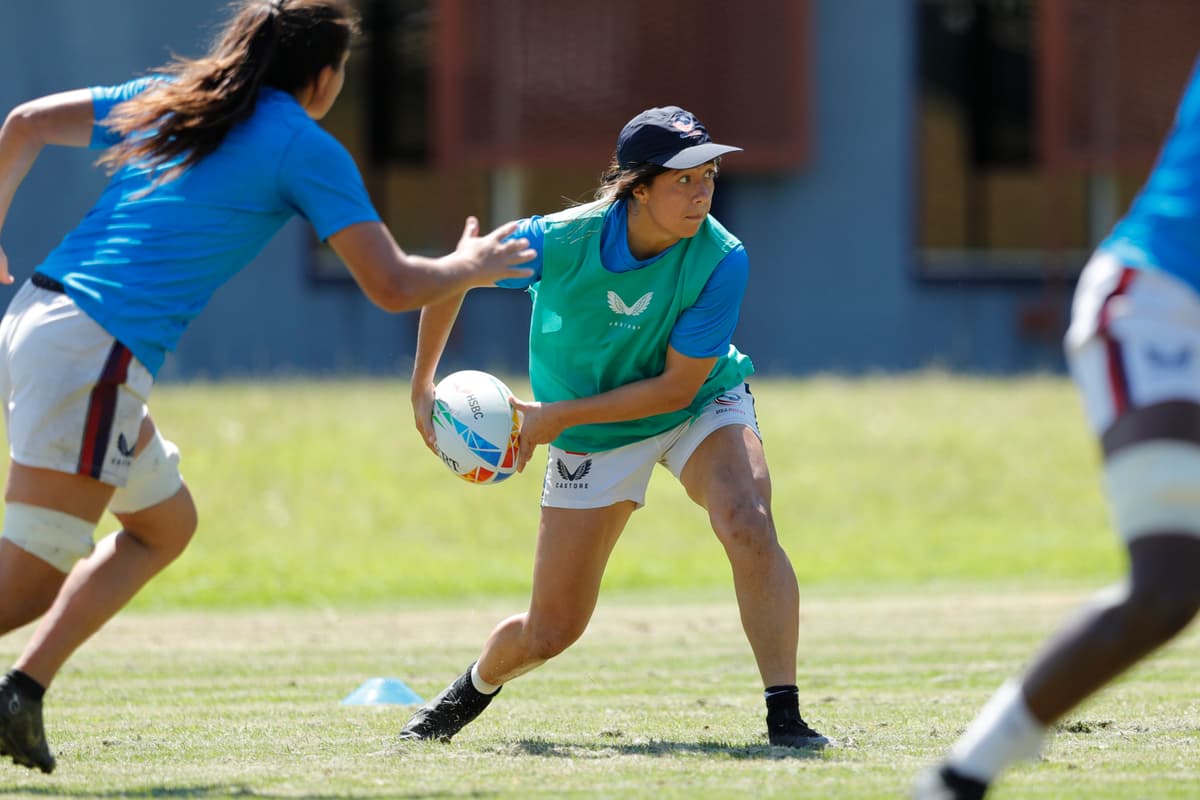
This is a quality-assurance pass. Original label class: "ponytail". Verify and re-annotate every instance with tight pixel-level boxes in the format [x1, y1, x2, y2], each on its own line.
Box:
[98, 0, 357, 184]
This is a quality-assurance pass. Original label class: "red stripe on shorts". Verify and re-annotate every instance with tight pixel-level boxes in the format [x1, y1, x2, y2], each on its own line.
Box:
[1097, 267, 1137, 417]
[77, 342, 134, 479]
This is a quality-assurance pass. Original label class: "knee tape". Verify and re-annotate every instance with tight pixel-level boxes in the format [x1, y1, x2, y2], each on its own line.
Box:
[1103, 441, 1200, 542]
[1, 502, 96, 573]
[108, 431, 183, 515]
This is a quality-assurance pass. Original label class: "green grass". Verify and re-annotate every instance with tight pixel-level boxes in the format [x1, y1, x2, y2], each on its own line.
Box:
[107, 372, 1121, 609]
[2, 592, 1197, 799]
[2, 373, 1182, 798]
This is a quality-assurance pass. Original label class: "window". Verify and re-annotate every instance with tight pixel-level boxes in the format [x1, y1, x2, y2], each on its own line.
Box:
[314, 0, 812, 281]
[914, 0, 1183, 282]
[313, 0, 491, 280]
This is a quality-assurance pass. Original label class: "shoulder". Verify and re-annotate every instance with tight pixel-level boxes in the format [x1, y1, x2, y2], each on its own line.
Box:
[540, 200, 610, 251]
[91, 74, 167, 101]
[268, 101, 355, 170]
[699, 214, 742, 253]
[543, 199, 611, 226]
[710, 245, 748, 289]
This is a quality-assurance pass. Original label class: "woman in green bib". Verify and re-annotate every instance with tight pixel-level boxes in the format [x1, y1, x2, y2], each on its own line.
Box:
[402, 106, 828, 749]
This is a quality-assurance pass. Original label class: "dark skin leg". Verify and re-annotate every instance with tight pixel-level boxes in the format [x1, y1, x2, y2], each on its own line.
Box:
[1020, 401, 1200, 724]
[1021, 535, 1200, 723]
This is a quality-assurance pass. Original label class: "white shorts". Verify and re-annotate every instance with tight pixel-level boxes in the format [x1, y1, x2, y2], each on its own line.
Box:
[541, 384, 761, 509]
[1066, 252, 1200, 434]
[0, 279, 152, 486]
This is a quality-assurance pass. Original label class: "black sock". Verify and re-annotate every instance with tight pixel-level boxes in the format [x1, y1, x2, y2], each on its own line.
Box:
[5, 669, 46, 702]
[764, 684, 799, 718]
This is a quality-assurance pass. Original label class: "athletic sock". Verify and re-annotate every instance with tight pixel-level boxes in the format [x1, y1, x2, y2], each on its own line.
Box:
[470, 661, 500, 696]
[764, 684, 800, 720]
[947, 679, 1046, 783]
[5, 669, 46, 701]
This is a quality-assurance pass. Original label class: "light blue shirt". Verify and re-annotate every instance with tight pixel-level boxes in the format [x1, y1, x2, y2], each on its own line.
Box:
[35, 78, 381, 375]
[498, 199, 748, 359]
[1101, 57, 1200, 293]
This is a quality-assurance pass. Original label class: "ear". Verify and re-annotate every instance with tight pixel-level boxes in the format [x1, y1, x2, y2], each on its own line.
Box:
[313, 64, 338, 100]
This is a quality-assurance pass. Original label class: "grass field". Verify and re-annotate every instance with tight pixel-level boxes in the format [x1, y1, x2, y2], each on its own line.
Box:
[1, 374, 1196, 798]
[109, 373, 1121, 609]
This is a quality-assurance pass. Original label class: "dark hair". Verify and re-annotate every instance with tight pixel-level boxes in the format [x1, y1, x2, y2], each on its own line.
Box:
[594, 156, 666, 204]
[98, 0, 359, 183]
[593, 154, 723, 204]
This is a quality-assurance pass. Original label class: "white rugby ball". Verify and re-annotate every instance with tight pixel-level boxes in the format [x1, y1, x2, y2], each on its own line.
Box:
[431, 370, 520, 485]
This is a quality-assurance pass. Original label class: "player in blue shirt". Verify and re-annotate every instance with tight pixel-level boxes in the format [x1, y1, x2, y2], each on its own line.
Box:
[0, 0, 532, 773]
[400, 106, 829, 751]
[916, 56, 1200, 800]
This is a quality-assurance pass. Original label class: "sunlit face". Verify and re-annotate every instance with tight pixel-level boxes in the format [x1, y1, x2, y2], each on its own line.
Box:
[632, 161, 719, 246]
[305, 52, 349, 120]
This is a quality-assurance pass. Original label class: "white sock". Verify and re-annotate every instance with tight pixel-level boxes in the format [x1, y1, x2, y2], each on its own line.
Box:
[470, 662, 500, 695]
[947, 680, 1047, 783]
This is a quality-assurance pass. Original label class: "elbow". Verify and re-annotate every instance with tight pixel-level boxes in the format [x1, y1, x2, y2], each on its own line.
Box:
[372, 290, 421, 314]
[371, 280, 463, 314]
[3, 103, 38, 143]
[365, 275, 425, 314]
[662, 385, 699, 413]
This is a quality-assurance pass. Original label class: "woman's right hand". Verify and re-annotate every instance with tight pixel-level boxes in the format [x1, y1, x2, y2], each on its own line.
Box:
[411, 380, 438, 454]
[456, 216, 536, 287]
[0, 245, 11, 285]
[510, 396, 569, 473]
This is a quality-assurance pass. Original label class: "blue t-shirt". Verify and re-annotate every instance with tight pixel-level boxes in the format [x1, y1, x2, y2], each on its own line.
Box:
[1101, 56, 1200, 293]
[497, 199, 748, 359]
[35, 78, 381, 376]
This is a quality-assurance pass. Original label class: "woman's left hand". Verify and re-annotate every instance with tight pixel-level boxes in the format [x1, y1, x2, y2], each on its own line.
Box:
[509, 396, 566, 473]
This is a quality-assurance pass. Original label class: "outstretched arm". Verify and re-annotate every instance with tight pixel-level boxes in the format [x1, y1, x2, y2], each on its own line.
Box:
[0, 89, 94, 284]
[326, 216, 534, 314]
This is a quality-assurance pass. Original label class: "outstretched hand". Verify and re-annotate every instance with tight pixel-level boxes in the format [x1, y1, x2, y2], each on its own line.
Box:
[456, 216, 536, 287]
[510, 396, 566, 473]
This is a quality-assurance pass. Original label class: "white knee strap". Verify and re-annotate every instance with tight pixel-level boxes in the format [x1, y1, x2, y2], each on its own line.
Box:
[1, 502, 96, 573]
[1104, 441, 1200, 542]
[108, 431, 183, 515]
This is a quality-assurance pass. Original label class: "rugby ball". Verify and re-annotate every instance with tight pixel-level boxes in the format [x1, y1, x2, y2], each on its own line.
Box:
[431, 370, 520, 484]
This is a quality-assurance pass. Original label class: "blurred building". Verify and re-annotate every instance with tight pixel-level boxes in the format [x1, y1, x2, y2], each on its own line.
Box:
[2, 0, 1196, 379]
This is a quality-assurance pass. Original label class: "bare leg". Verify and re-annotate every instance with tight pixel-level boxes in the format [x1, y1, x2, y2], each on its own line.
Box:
[14, 483, 197, 686]
[680, 425, 798, 687]
[1, 462, 115, 646]
[0, 462, 116, 773]
[477, 503, 633, 684]
[1019, 402, 1200, 721]
[678, 423, 825, 748]
[918, 403, 1200, 797]
[0, 539, 67, 635]
[399, 503, 632, 741]
[1021, 534, 1200, 723]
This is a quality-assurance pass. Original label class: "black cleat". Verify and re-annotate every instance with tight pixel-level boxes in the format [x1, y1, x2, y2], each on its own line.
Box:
[398, 666, 499, 742]
[0, 676, 55, 773]
[766, 707, 830, 749]
[911, 764, 989, 800]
